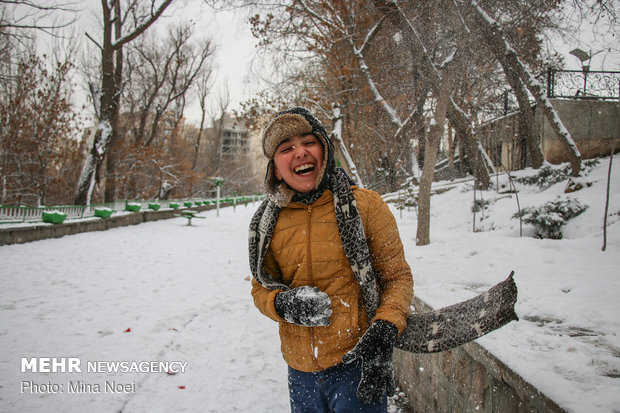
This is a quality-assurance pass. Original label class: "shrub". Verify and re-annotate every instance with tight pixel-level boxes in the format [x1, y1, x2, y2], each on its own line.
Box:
[512, 198, 588, 239]
[514, 165, 570, 188]
[472, 198, 490, 214]
[396, 177, 418, 212]
[514, 159, 600, 188]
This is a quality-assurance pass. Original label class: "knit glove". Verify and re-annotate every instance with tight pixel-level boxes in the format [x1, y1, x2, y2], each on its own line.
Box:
[342, 320, 398, 403]
[274, 286, 332, 327]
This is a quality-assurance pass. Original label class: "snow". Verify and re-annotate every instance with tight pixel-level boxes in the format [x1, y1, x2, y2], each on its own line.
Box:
[74, 154, 97, 207]
[41, 211, 65, 216]
[95, 121, 112, 157]
[1, 155, 619, 412]
[1, 204, 289, 412]
[439, 49, 456, 68]
[391, 155, 620, 413]
[477, 140, 496, 174]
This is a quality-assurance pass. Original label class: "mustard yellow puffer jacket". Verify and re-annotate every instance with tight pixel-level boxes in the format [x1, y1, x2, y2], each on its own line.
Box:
[251, 187, 414, 373]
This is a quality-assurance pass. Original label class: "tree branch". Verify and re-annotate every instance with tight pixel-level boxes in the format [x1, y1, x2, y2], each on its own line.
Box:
[111, 0, 174, 50]
[85, 31, 103, 50]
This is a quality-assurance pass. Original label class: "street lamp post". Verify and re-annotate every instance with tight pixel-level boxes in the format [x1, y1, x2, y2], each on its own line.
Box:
[569, 48, 605, 96]
[210, 177, 224, 217]
[569, 48, 591, 95]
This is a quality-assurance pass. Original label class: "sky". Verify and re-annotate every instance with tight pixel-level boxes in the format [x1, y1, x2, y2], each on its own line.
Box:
[162, 1, 259, 123]
[57, 0, 258, 126]
[12, 1, 618, 126]
[544, 2, 619, 72]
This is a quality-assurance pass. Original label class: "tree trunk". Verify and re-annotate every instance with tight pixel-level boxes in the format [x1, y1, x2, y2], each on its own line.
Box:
[373, 0, 491, 189]
[104, 149, 116, 202]
[331, 105, 364, 186]
[192, 101, 207, 171]
[416, 127, 442, 246]
[447, 126, 455, 168]
[104, 2, 124, 203]
[447, 103, 490, 188]
[75, 2, 119, 205]
[417, 74, 454, 246]
[465, 0, 581, 176]
[74, 0, 174, 205]
[502, 63, 545, 169]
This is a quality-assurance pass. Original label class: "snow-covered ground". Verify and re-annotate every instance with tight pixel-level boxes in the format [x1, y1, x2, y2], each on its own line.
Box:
[393, 156, 620, 413]
[1, 203, 290, 412]
[1, 155, 618, 412]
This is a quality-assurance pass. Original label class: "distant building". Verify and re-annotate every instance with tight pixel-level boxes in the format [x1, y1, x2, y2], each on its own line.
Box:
[195, 112, 265, 194]
[216, 113, 250, 158]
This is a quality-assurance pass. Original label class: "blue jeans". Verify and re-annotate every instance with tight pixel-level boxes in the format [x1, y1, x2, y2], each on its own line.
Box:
[287, 360, 388, 413]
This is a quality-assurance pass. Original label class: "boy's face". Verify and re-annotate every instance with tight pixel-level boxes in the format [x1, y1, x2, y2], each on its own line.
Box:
[273, 134, 324, 193]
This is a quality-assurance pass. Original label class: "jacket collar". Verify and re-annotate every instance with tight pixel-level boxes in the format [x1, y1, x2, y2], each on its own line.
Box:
[286, 185, 358, 209]
[287, 189, 333, 209]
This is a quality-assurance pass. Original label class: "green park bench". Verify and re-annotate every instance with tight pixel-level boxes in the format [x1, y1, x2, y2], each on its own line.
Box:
[176, 210, 205, 226]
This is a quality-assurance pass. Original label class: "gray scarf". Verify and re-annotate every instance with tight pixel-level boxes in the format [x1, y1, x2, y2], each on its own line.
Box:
[248, 170, 518, 353]
[249, 169, 380, 319]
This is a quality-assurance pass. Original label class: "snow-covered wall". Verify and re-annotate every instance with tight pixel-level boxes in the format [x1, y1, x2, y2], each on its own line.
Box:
[394, 297, 567, 413]
[538, 99, 619, 164]
[477, 99, 619, 169]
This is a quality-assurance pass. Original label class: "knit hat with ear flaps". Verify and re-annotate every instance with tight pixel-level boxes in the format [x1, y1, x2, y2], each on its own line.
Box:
[262, 107, 335, 207]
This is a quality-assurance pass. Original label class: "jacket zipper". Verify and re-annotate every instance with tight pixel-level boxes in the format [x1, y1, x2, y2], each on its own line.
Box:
[307, 205, 321, 370]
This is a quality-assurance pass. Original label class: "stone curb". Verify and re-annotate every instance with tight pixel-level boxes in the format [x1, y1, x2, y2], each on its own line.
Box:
[0, 204, 231, 246]
[394, 295, 567, 413]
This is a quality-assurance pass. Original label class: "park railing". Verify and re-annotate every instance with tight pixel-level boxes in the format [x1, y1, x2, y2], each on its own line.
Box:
[476, 69, 619, 124]
[0, 195, 264, 225]
[546, 69, 619, 100]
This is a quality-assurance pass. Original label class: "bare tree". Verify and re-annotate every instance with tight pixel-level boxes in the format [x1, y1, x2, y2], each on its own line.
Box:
[192, 67, 214, 170]
[371, 0, 492, 187]
[455, 0, 582, 176]
[74, 0, 174, 205]
[416, 73, 456, 245]
[207, 83, 231, 168]
[124, 23, 214, 147]
[126, 25, 211, 146]
[0, 1, 78, 89]
[0, 0, 77, 41]
[0, 49, 80, 206]
[117, 23, 215, 199]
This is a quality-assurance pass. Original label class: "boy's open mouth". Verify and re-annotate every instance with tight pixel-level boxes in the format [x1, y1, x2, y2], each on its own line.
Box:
[294, 164, 315, 176]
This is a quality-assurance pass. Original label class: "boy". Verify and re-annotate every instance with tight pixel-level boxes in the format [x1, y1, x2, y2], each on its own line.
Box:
[249, 107, 413, 412]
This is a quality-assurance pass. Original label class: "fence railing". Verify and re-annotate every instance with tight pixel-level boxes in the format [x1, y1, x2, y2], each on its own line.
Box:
[475, 69, 619, 125]
[0, 196, 264, 225]
[546, 69, 620, 100]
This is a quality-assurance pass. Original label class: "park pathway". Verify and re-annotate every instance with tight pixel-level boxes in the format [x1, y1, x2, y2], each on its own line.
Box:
[0, 204, 290, 412]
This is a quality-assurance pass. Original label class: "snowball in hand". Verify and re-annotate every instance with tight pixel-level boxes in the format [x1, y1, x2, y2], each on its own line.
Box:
[274, 286, 332, 327]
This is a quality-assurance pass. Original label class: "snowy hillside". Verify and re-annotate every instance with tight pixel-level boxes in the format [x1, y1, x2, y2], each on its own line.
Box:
[0, 154, 618, 413]
[392, 154, 620, 413]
